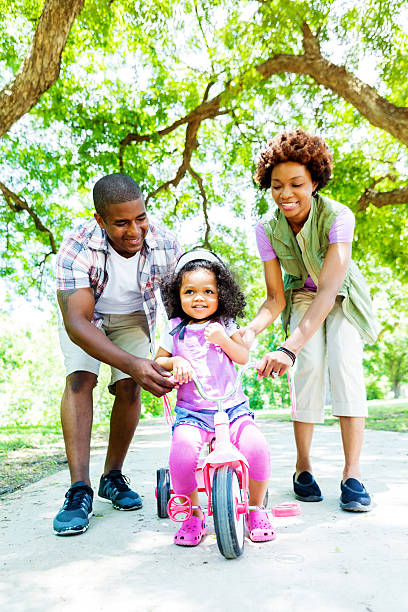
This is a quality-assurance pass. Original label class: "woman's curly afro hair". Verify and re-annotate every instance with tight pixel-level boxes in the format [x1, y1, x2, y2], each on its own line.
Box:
[161, 259, 246, 321]
[254, 128, 333, 192]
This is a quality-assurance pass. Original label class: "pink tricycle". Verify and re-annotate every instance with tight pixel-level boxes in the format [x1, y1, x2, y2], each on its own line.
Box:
[156, 361, 300, 560]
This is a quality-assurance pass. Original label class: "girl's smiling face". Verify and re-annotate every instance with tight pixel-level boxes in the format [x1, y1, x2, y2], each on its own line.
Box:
[179, 268, 219, 321]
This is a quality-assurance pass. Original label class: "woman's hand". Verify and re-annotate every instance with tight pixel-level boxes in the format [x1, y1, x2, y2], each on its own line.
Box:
[204, 322, 228, 346]
[172, 356, 195, 384]
[256, 350, 293, 379]
[238, 326, 256, 349]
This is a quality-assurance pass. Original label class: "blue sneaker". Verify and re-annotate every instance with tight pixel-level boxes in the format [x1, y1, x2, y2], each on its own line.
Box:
[293, 472, 323, 502]
[98, 470, 142, 510]
[53, 482, 93, 536]
[340, 478, 371, 512]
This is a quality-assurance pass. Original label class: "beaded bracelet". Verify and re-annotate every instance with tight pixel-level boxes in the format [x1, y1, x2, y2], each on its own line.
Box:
[276, 346, 296, 366]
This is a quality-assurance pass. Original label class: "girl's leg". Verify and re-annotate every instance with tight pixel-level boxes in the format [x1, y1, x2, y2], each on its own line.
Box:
[230, 416, 275, 542]
[229, 416, 270, 506]
[169, 424, 208, 518]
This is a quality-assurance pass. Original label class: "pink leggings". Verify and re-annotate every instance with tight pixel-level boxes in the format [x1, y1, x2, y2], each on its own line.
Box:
[169, 415, 271, 495]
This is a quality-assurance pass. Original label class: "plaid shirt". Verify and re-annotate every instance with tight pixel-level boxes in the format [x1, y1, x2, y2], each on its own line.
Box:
[56, 218, 182, 348]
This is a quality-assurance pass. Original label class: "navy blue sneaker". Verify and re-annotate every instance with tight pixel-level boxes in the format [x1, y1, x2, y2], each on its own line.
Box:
[340, 478, 371, 512]
[98, 470, 143, 510]
[53, 482, 93, 536]
[293, 471, 323, 502]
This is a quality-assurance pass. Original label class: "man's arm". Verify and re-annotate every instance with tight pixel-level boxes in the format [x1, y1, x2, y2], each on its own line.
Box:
[57, 287, 174, 397]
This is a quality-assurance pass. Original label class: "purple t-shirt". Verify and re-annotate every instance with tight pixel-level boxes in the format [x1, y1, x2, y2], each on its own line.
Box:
[256, 207, 355, 291]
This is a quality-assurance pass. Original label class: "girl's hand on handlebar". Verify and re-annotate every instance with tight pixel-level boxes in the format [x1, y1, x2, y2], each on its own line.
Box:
[204, 322, 228, 346]
[256, 350, 292, 380]
[172, 357, 195, 384]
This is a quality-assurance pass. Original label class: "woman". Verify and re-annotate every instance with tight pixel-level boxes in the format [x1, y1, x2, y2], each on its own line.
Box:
[243, 128, 378, 511]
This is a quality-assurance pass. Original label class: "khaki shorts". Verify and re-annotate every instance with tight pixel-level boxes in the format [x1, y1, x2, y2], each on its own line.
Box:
[58, 311, 150, 394]
[290, 290, 367, 423]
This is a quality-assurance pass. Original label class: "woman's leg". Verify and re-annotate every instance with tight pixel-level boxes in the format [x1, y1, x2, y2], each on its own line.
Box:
[290, 291, 326, 477]
[229, 416, 270, 506]
[169, 424, 208, 518]
[339, 416, 365, 481]
[293, 422, 315, 476]
[326, 298, 368, 482]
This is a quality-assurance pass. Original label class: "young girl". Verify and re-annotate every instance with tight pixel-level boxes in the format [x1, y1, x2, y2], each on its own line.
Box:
[155, 249, 274, 547]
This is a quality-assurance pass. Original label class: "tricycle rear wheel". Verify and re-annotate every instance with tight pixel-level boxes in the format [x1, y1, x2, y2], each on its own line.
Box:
[156, 468, 171, 518]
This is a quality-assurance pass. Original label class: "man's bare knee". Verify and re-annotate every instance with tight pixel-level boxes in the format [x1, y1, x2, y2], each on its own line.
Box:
[115, 378, 141, 404]
[66, 371, 98, 394]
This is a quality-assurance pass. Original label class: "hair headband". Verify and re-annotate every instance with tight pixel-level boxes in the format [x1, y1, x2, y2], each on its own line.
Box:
[174, 249, 223, 275]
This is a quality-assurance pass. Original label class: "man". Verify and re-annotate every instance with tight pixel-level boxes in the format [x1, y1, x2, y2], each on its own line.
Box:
[54, 173, 182, 535]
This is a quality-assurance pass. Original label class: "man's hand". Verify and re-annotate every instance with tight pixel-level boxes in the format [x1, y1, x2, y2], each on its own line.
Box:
[128, 359, 176, 397]
[204, 322, 228, 346]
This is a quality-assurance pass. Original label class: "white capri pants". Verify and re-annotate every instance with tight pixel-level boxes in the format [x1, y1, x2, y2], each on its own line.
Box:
[290, 290, 367, 423]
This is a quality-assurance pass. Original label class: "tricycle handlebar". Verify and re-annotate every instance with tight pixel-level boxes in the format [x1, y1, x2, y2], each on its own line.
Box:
[192, 361, 257, 408]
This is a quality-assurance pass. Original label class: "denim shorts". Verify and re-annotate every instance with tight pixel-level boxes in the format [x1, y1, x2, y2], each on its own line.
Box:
[172, 401, 254, 433]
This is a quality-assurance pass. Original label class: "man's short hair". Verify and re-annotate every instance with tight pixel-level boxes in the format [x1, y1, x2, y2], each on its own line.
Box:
[93, 173, 143, 218]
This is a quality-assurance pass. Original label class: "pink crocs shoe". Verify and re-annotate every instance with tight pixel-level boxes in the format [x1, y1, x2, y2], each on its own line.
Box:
[174, 514, 206, 547]
[246, 509, 276, 542]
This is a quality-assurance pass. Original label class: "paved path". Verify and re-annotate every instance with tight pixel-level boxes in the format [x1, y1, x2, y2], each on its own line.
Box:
[1, 420, 407, 612]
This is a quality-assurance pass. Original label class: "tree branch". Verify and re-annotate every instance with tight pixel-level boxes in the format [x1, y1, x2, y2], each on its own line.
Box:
[188, 165, 211, 248]
[358, 185, 408, 210]
[145, 118, 212, 246]
[145, 119, 201, 205]
[120, 21, 408, 157]
[0, 0, 85, 138]
[0, 181, 57, 253]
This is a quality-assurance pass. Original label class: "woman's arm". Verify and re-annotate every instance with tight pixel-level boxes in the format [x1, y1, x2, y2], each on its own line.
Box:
[241, 258, 286, 348]
[204, 323, 249, 364]
[257, 242, 352, 377]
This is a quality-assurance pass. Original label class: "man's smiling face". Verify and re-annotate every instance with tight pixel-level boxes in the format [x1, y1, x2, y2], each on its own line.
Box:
[95, 198, 149, 258]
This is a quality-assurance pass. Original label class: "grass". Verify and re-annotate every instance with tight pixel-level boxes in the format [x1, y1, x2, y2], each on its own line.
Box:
[0, 400, 406, 496]
[256, 399, 408, 432]
[0, 423, 109, 496]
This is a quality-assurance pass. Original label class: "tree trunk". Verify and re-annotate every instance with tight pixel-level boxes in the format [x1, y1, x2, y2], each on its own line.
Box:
[0, 0, 84, 138]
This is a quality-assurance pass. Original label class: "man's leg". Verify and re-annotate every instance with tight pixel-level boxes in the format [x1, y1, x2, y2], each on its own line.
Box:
[61, 371, 98, 486]
[54, 370, 97, 535]
[103, 377, 141, 475]
[97, 377, 144, 510]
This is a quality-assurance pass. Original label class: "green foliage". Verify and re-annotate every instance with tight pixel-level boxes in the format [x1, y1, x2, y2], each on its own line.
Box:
[1, 0, 407, 290]
[1, 0, 408, 425]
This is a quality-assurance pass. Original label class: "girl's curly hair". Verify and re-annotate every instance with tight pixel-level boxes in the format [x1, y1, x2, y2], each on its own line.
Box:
[254, 128, 333, 192]
[161, 259, 246, 321]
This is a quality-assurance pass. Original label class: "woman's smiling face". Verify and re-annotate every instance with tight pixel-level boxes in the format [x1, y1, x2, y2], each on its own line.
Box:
[271, 161, 318, 229]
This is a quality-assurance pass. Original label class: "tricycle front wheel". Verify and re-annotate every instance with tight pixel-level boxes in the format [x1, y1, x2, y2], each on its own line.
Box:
[212, 465, 245, 559]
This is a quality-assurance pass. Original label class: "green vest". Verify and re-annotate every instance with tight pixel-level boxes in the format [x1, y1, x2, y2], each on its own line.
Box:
[261, 193, 378, 345]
